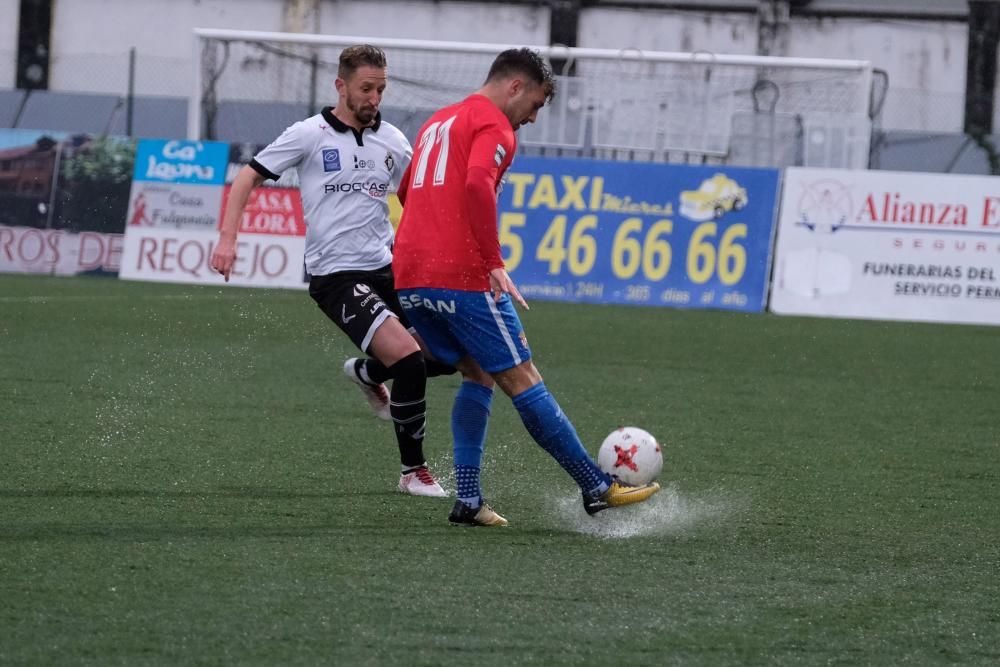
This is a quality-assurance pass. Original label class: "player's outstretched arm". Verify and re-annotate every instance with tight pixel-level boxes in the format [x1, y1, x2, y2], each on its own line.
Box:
[211, 165, 265, 282]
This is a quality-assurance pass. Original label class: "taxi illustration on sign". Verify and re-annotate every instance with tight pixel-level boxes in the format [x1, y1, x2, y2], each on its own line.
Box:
[680, 174, 748, 222]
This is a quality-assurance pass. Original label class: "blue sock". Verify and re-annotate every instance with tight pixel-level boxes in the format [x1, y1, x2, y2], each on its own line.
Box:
[512, 383, 610, 496]
[452, 381, 494, 507]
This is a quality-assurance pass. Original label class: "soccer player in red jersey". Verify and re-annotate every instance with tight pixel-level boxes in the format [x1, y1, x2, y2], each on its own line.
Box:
[393, 48, 661, 526]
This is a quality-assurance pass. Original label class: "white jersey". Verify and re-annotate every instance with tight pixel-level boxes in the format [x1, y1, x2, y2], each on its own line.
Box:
[250, 107, 412, 276]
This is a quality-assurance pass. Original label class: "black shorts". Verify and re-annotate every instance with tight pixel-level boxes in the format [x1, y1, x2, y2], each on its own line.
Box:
[308, 264, 411, 354]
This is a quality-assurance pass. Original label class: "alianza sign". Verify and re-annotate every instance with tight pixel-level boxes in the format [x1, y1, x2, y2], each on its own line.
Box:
[771, 167, 1000, 326]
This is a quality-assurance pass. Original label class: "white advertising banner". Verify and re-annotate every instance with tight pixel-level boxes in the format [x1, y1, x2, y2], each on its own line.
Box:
[125, 182, 223, 231]
[0, 225, 123, 276]
[771, 167, 1000, 326]
[119, 226, 305, 287]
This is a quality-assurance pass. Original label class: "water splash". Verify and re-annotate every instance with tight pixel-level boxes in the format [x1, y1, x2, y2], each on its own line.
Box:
[550, 483, 746, 539]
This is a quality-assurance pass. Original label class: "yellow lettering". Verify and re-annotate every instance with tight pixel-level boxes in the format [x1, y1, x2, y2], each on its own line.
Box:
[589, 177, 604, 210]
[558, 176, 588, 210]
[506, 173, 535, 208]
[528, 174, 559, 209]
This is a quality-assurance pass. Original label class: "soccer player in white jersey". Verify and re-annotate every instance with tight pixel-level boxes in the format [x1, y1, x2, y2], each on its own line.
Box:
[210, 44, 452, 498]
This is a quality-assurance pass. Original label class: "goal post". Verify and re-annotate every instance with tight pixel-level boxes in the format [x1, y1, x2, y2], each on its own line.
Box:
[190, 27, 875, 168]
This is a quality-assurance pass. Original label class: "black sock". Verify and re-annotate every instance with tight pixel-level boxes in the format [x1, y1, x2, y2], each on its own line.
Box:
[364, 356, 454, 381]
[356, 357, 391, 385]
[386, 351, 427, 468]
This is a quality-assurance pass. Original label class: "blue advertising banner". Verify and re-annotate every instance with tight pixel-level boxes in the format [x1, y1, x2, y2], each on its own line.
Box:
[125, 139, 229, 232]
[133, 139, 228, 185]
[498, 157, 781, 312]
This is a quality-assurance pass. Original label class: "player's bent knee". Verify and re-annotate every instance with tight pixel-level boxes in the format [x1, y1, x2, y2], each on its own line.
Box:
[386, 350, 426, 380]
[457, 357, 494, 389]
[370, 317, 421, 364]
[493, 361, 542, 397]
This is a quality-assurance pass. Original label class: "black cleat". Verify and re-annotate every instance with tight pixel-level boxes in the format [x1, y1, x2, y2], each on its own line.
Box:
[448, 499, 508, 526]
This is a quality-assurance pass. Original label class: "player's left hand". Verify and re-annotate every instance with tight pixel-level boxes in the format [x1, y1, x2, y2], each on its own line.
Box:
[489, 268, 529, 310]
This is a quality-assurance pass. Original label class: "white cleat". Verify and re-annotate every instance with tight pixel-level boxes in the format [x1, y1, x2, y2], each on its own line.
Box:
[343, 358, 391, 421]
[398, 466, 448, 498]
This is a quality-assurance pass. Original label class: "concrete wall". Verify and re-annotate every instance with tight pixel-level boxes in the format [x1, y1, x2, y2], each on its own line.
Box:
[578, 7, 757, 54]
[0, 0, 977, 132]
[577, 7, 967, 132]
[48, 0, 291, 97]
[317, 0, 548, 43]
[786, 18, 967, 132]
[0, 0, 20, 88]
[6, 0, 548, 98]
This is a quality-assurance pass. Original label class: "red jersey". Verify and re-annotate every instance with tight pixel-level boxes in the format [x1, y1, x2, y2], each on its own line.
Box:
[393, 94, 516, 291]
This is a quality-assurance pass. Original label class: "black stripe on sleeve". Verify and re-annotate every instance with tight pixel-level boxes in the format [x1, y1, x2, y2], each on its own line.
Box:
[249, 159, 280, 181]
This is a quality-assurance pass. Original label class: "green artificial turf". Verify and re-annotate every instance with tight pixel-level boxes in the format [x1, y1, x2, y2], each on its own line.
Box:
[1, 274, 997, 665]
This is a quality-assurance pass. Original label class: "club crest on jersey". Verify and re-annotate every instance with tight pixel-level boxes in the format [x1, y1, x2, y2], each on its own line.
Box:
[494, 144, 506, 167]
[322, 148, 341, 172]
[384, 152, 394, 172]
[353, 284, 371, 297]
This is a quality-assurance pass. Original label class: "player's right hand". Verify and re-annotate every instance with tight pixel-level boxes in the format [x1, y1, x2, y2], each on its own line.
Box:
[489, 268, 529, 311]
[210, 238, 237, 282]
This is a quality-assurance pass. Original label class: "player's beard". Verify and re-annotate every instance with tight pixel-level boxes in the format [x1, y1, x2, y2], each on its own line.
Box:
[346, 93, 377, 126]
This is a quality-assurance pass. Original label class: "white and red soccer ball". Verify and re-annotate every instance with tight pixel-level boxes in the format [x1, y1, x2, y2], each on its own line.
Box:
[597, 426, 663, 486]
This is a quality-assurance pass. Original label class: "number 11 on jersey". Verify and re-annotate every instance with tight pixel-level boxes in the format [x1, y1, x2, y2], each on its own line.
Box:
[411, 115, 457, 188]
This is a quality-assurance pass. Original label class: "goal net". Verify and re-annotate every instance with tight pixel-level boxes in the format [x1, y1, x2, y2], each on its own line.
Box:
[191, 28, 875, 169]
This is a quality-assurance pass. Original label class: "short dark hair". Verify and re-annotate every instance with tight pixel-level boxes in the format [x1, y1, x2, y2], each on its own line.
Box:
[338, 44, 387, 79]
[485, 48, 556, 100]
